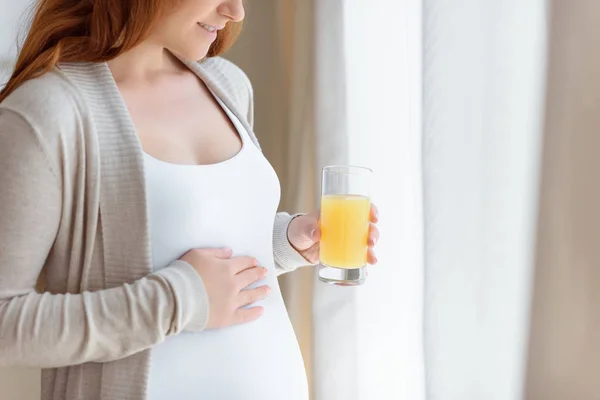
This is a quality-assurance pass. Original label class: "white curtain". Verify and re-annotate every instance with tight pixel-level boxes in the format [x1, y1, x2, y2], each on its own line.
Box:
[422, 0, 548, 399]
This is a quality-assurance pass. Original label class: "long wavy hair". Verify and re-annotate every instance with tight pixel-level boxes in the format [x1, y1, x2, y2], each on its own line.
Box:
[0, 0, 242, 102]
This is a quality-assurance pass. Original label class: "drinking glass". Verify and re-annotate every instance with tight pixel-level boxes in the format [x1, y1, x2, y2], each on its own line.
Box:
[318, 165, 372, 286]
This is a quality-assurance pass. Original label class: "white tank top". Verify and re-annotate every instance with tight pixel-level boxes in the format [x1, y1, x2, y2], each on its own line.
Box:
[144, 96, 308, 400]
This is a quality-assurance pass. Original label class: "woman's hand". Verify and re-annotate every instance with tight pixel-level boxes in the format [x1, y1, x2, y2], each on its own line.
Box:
[287, 204, 380, 265]
[180, 248, 271, 330]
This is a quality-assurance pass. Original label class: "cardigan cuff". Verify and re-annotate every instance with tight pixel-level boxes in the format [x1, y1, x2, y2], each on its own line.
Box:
[273, 212, 317, 274]
[156, 260, 210, 333]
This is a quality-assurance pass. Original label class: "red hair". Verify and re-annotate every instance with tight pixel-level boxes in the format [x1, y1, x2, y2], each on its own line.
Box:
[0, 0, 242, 102]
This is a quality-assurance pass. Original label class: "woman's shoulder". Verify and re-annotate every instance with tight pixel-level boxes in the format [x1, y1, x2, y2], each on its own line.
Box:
[0, 68, 85, 136]
[0, 68, 89, 177]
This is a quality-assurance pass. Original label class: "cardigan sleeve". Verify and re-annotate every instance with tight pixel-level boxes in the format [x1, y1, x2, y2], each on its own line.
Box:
[0, 110, 209, 368]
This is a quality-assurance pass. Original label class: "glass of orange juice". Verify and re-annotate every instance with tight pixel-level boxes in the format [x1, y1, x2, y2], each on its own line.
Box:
[318, 165, 372, 286]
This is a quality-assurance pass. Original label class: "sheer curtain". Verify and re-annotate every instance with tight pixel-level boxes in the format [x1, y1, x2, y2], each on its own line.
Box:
[422, 1, 547, 399]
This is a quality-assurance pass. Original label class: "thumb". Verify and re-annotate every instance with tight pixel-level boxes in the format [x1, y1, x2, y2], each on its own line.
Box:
[297, 214, 320, 241]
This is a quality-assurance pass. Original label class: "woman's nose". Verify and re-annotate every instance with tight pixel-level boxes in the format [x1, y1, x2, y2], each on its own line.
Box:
[219, 0, 245, 23]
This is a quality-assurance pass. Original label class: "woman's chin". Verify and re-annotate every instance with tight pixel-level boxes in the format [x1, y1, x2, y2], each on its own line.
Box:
[171, 43, 212, 62]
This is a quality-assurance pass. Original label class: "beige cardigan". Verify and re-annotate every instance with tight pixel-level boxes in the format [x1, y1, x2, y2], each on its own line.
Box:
[0, 56, 311, 400]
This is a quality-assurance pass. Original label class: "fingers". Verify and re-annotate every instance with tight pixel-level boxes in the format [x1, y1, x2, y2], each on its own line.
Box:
[368, 223, 379, 247]
[229, 256, 259, 274]
[236, 266, 268, 289]
[238, 285, 271, 308]
[367, 211, 379, 264]
[367, 248, 378, 265]
[370, 203, 379, 223]
[301, 242, 320, 264]
[233, 306, 265, 325]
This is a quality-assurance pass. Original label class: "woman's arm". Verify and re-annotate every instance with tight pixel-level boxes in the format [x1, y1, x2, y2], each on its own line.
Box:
[0, 110, 209, 368]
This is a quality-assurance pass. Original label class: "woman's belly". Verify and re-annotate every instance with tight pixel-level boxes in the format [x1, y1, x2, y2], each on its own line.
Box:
[147, 283, 308, 400]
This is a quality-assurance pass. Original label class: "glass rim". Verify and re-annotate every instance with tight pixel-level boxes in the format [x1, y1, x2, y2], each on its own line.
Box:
[322, 164, 373, 174]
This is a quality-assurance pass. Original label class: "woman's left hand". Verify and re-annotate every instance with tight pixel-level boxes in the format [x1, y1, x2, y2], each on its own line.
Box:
[287, 204, 380, 265]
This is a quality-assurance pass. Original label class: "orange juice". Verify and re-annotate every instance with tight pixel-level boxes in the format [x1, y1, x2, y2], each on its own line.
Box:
[319, 194, 370, 268]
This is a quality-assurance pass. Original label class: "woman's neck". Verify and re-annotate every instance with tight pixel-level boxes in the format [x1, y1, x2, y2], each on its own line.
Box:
[107, 41, 185, 84]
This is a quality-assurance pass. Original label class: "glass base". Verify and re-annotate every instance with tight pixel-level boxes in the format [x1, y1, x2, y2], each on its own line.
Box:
[318, 264, 366, 286]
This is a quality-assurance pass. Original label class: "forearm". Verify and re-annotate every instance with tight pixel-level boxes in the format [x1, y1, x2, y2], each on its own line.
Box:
[0, 261, 208, 368]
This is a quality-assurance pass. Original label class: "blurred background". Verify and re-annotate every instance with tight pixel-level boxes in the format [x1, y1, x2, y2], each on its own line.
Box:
[2, 1, 600, 399]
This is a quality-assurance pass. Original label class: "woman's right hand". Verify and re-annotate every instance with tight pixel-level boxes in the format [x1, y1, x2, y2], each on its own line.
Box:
[180, 247, 270, 330]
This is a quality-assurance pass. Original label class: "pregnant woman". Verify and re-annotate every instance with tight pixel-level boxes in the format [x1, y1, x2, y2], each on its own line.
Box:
[0, 1, 380, 399]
